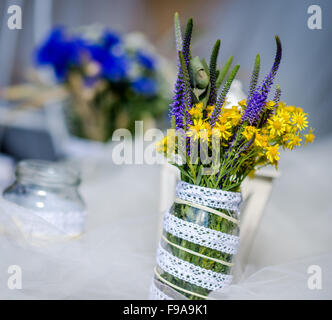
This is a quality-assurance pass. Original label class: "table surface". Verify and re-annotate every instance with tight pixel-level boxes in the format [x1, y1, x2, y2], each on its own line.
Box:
[0, 136, 331, 299]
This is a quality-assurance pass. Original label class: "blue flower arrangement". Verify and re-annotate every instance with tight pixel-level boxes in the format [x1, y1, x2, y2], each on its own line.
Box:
[36, 26, 170, 141]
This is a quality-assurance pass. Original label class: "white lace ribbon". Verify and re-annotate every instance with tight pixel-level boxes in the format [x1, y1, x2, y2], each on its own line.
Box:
[176, 180, 242, 213]
[0, 198, 87, 237]
[163, 210, 239, 255]
[156, 245, 233, 291]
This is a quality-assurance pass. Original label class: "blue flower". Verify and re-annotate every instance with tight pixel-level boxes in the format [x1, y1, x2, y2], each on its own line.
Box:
[102, 31, 121, 49]
[131, 77, 158, 96]
[87, 44, 129, 81]
[136, 51, 156, 71]
[35, 27, 83, 81]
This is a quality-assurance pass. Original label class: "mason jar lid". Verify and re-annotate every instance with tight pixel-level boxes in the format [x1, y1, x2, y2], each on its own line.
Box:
[16, 160, 81, 187]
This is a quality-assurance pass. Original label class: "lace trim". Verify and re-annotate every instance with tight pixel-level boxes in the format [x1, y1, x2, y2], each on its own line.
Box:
[0, 198, 87, 236]
[149, 281, 173, 300]
[176, 181, 242, 212]
[163, 210, 239, 255]
[156, 245, 232, 291]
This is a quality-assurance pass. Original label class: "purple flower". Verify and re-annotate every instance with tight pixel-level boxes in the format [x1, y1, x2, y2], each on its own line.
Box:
[241, 36, 282, 125]
[170, 65, 186, 129]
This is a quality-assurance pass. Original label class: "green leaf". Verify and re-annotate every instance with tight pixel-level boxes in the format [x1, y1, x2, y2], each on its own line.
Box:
[212, 64, 240, 123]
[216, 56, 233, 90]
[207, 39, 221, 105]
[248, 53, 260, 99]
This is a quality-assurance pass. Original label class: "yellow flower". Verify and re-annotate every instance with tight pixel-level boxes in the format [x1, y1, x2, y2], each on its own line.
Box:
[156, 136, 167, 153]
[254, 133, 268, 148]
[276, 108, 290, 122]
[265, 100, 276, 110]
[287, 133, 302, 150]
[188, 102, 203, 119]
[265, 144, 280, 164]
[205, 105, 215, 118]
[304, 128, 315, 145]
[187, 119, 211, 141]
[284, 105, 296, 113]
[156, 130, 177, 154]
[267, 115, 286, 137]
[214, 121, 232, 141]
[278, 101, 286, 108]
[291, 111, 308, 131]
[242, 126, 257, 141]
[238, 99, 247, 107]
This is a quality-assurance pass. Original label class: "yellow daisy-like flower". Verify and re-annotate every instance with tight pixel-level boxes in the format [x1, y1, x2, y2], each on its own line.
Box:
[265, 144, 280, 164]
[265, 100, 276, 110]
[267, 115, 286, 137]
[287, 133, 302, 150]
[156, 130, 177, 154]
[242, 126, 257, 141]
[156, 136, 167, 153]
[214, 121, 232, 141]
[284, 105, 296, 113]
[187, 119, 211, 141]
[226, 107, 242, 125]
[254, 133, 268, 148]
[304, 128, 315, 145]
[278, 101, 286, 109]
[291, 111, 308, 131]
[238, 99, 247, 107]
[276, 108, 291, 123]
[188, 102, 203, 119]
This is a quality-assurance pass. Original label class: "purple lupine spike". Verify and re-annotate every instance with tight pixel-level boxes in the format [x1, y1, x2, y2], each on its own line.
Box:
[241, 36, 282, 126]
[170, 18, 193, 129]
[170, 67, 186, 129]
[182, 18, 193, 68]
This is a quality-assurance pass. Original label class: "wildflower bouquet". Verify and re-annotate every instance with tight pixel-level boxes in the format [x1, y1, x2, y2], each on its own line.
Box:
[151, 13, 315, 300]
[36, 26, 170, 141]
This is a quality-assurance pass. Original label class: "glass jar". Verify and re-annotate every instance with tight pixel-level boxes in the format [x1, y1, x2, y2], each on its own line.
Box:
[2, 159, 86, 238]
[151, 181, 241, 300]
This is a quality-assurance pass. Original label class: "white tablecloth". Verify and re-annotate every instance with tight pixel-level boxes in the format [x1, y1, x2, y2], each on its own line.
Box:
[0, 136, 331, 299]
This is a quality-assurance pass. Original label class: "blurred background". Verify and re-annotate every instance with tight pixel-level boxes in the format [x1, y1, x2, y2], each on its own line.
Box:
[0, 0, 330, 157]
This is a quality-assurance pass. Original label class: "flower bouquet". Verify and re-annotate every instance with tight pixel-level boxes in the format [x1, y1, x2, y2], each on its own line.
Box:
[36, 26, 171, 142]
[151, 13, 315, 300]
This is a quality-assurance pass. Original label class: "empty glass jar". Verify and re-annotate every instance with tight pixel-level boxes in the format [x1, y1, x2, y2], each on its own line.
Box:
[2, 159, 87, 238]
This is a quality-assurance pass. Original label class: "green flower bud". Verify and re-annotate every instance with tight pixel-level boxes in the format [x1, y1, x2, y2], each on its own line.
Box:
[189, 56, 209, 89]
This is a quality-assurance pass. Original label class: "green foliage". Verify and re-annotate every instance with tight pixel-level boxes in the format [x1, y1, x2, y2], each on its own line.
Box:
[207, 39, 221, 105]
[216, 56, 233, 90]
[248, 53, 260, 99]
[189, 56, 209, 89]
[215, 64, 240, 111]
